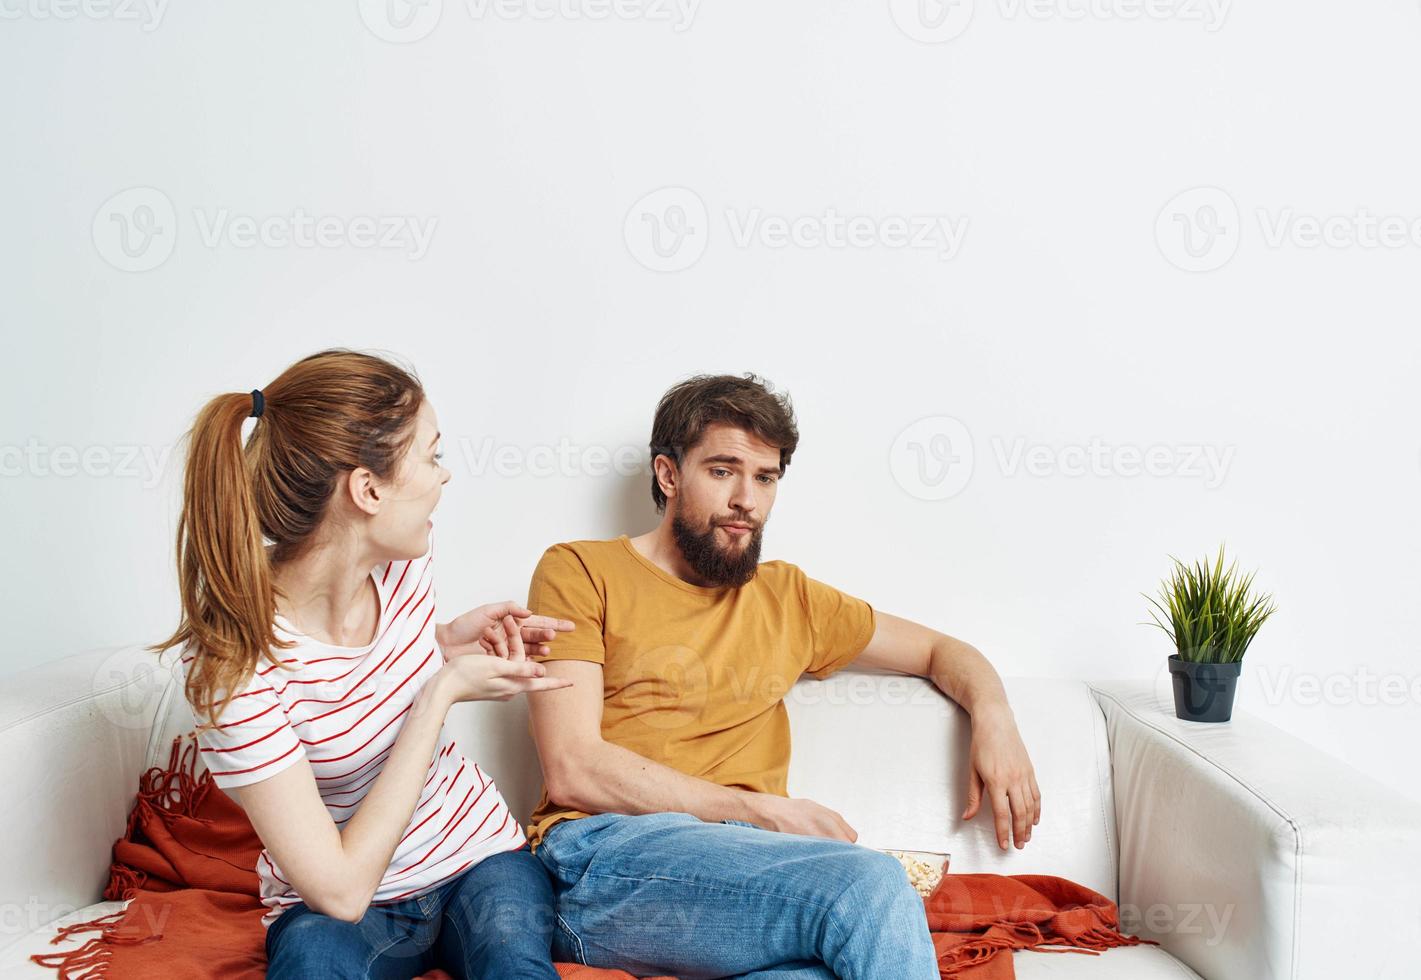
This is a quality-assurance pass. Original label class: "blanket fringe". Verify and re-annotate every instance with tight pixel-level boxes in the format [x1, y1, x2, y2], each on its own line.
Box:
[32, 936, 112, 980]
[50, 911, 126, 943]
[1058, 923, 1157, 951]
[140, 733, 212, 819]
[30, 919, 164, 980]
[102, 734, 212, 903]
[31, 735, 199, 978]
[939, 914, 1157, 976]
[939, 920, 1042, 974]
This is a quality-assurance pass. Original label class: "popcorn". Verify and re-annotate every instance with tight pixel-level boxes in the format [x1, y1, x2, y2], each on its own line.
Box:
[884, 849, 949, 898]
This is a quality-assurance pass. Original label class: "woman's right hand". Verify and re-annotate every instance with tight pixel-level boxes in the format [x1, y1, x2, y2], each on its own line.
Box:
[434, 653, 574, 704]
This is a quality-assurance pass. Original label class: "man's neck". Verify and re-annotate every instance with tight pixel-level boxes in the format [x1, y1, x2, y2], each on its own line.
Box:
[629, 519, 718, 588]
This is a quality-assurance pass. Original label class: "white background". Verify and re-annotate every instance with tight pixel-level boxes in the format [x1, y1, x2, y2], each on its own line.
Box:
[2, 1, 1418, 804]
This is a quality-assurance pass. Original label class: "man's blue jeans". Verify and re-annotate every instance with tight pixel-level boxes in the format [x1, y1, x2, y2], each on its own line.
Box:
[535, 811, 939, 979]
[264, 845, 560, 979]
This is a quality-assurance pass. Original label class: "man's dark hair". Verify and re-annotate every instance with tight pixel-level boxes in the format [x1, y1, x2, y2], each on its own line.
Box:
[649, 373, 799, 513]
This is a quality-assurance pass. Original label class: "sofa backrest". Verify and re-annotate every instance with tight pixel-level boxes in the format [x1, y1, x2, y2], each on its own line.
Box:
[782, 672, 1119, 896]
[152, 659, 1120, 899]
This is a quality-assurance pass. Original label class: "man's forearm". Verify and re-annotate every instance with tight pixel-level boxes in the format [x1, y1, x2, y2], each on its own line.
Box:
[927, 634, 1012, 718]
[547, 738, 766, 825]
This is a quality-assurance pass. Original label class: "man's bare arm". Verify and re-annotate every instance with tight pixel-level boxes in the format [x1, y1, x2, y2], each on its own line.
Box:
[854, 611, 1041, 851]
[854, 610, 1009, 713]
[526, 659, 857, 841]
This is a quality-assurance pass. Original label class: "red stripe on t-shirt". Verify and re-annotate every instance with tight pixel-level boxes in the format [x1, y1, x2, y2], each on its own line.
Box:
[206, 738, 302, 778]
[381, 558, 408, 588]
[211, 699, 281, 731]
[386, 781, 497, 881]
[273, 590, 433, 696]
[397, 762, 465, 846]
[261, 851, 292, 888]
[313, 743, 393, 783]
[321, 759, 389, 801]
[297, 646, 434, 748]
[290, 691, 377, 729]
[199, 718, 290, 754]
[379, 850, 487, 903]
[382, 864, 473, 903]
[387, 559, 411, 599]
[393, 810, 517, 894]
[304, 702, 411, 765]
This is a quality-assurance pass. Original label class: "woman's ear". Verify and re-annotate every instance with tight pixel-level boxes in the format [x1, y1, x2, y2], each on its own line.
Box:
[345, 467, 382, 517]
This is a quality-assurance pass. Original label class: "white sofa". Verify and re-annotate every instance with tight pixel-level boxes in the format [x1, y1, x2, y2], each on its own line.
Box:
[2, 645, 1418, 979]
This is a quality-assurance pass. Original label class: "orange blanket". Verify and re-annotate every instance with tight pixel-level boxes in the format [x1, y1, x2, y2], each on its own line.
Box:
[33, 737, 1152, 979]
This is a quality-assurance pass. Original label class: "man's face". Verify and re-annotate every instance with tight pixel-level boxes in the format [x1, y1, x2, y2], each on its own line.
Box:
[663, 422, 782, 586]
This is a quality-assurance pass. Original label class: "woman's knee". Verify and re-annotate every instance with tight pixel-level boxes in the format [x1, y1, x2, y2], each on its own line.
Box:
[265, 912, 371, 978]
[440, 852, 559, 974]
[447, 848, 556, 920]
[440, 887, 559, 979]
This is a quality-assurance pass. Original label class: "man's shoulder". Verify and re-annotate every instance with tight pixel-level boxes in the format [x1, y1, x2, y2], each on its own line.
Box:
[535, 538, 628, 578]
[751, 558, 809, 593]
[751, 559, 858, 606]
[541, 537, 623, 559]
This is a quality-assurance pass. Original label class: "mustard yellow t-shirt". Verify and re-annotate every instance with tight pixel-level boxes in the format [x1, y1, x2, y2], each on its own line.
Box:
[524, 535, 876, 850]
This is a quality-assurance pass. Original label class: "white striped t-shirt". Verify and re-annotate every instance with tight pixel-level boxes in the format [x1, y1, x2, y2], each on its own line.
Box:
[183, 542, 525, 927]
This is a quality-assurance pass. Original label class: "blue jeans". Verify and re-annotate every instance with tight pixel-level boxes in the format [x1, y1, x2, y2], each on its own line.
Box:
[535, 812, 939, 980]
[264, 845, 559, 979]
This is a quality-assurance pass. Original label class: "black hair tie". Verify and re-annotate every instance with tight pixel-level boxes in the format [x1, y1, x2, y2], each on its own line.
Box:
[249, 389, 265, 419]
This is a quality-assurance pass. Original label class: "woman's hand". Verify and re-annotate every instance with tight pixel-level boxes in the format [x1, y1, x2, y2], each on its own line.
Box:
[436, 601, 575, 662]
[434, 654, 574, 704]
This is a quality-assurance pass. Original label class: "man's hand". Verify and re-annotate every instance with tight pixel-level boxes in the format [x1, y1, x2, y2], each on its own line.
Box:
[436, 602, 575, 662]
[749, 794, 858, 843]
[961, 703, 1041, 850]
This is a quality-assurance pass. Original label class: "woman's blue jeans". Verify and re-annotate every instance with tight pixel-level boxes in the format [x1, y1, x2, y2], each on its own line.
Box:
[264, 844, 560, 979]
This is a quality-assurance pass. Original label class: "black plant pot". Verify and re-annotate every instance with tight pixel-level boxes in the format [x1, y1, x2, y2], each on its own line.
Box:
[1167, 654, 1242, 722]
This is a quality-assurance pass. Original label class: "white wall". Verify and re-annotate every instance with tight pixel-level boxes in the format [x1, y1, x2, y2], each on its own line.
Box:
[3, 1, 1419, 804]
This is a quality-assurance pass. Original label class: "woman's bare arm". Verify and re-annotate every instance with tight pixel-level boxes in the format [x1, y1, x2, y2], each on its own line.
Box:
[231, 655, 568, 922]
[232, 671, 454, 921]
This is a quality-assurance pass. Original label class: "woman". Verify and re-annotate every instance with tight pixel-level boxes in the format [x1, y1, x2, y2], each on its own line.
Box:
[155, 349, 574, 979]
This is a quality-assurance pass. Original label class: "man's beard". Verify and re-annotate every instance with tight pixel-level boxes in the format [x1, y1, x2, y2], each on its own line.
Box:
[671, 512, 764, 588]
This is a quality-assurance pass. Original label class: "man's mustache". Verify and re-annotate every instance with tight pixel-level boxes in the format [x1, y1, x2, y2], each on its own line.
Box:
[711, 515, 763, 531]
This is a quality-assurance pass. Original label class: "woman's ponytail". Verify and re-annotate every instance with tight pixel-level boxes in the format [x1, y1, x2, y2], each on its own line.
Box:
[156, 392, 291, 732]
[153, 350, 425, 732]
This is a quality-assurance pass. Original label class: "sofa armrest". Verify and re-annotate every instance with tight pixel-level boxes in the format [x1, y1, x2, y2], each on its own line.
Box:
[0, 646, 176, 949]
[1090, 680, 1421, 980]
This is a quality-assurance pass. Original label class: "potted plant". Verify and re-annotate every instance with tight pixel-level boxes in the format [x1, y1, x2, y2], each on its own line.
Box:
[1144, 546, 1276, 723]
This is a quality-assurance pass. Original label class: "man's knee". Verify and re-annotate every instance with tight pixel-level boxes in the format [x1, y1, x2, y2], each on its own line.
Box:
[831, 847, 919, 909]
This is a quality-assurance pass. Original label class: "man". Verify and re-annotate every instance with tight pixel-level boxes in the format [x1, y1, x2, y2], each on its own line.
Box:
[524, 374, 1041, 979]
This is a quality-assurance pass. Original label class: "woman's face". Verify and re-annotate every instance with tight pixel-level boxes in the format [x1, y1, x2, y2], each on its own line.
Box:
[370, 398, 450, 560]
